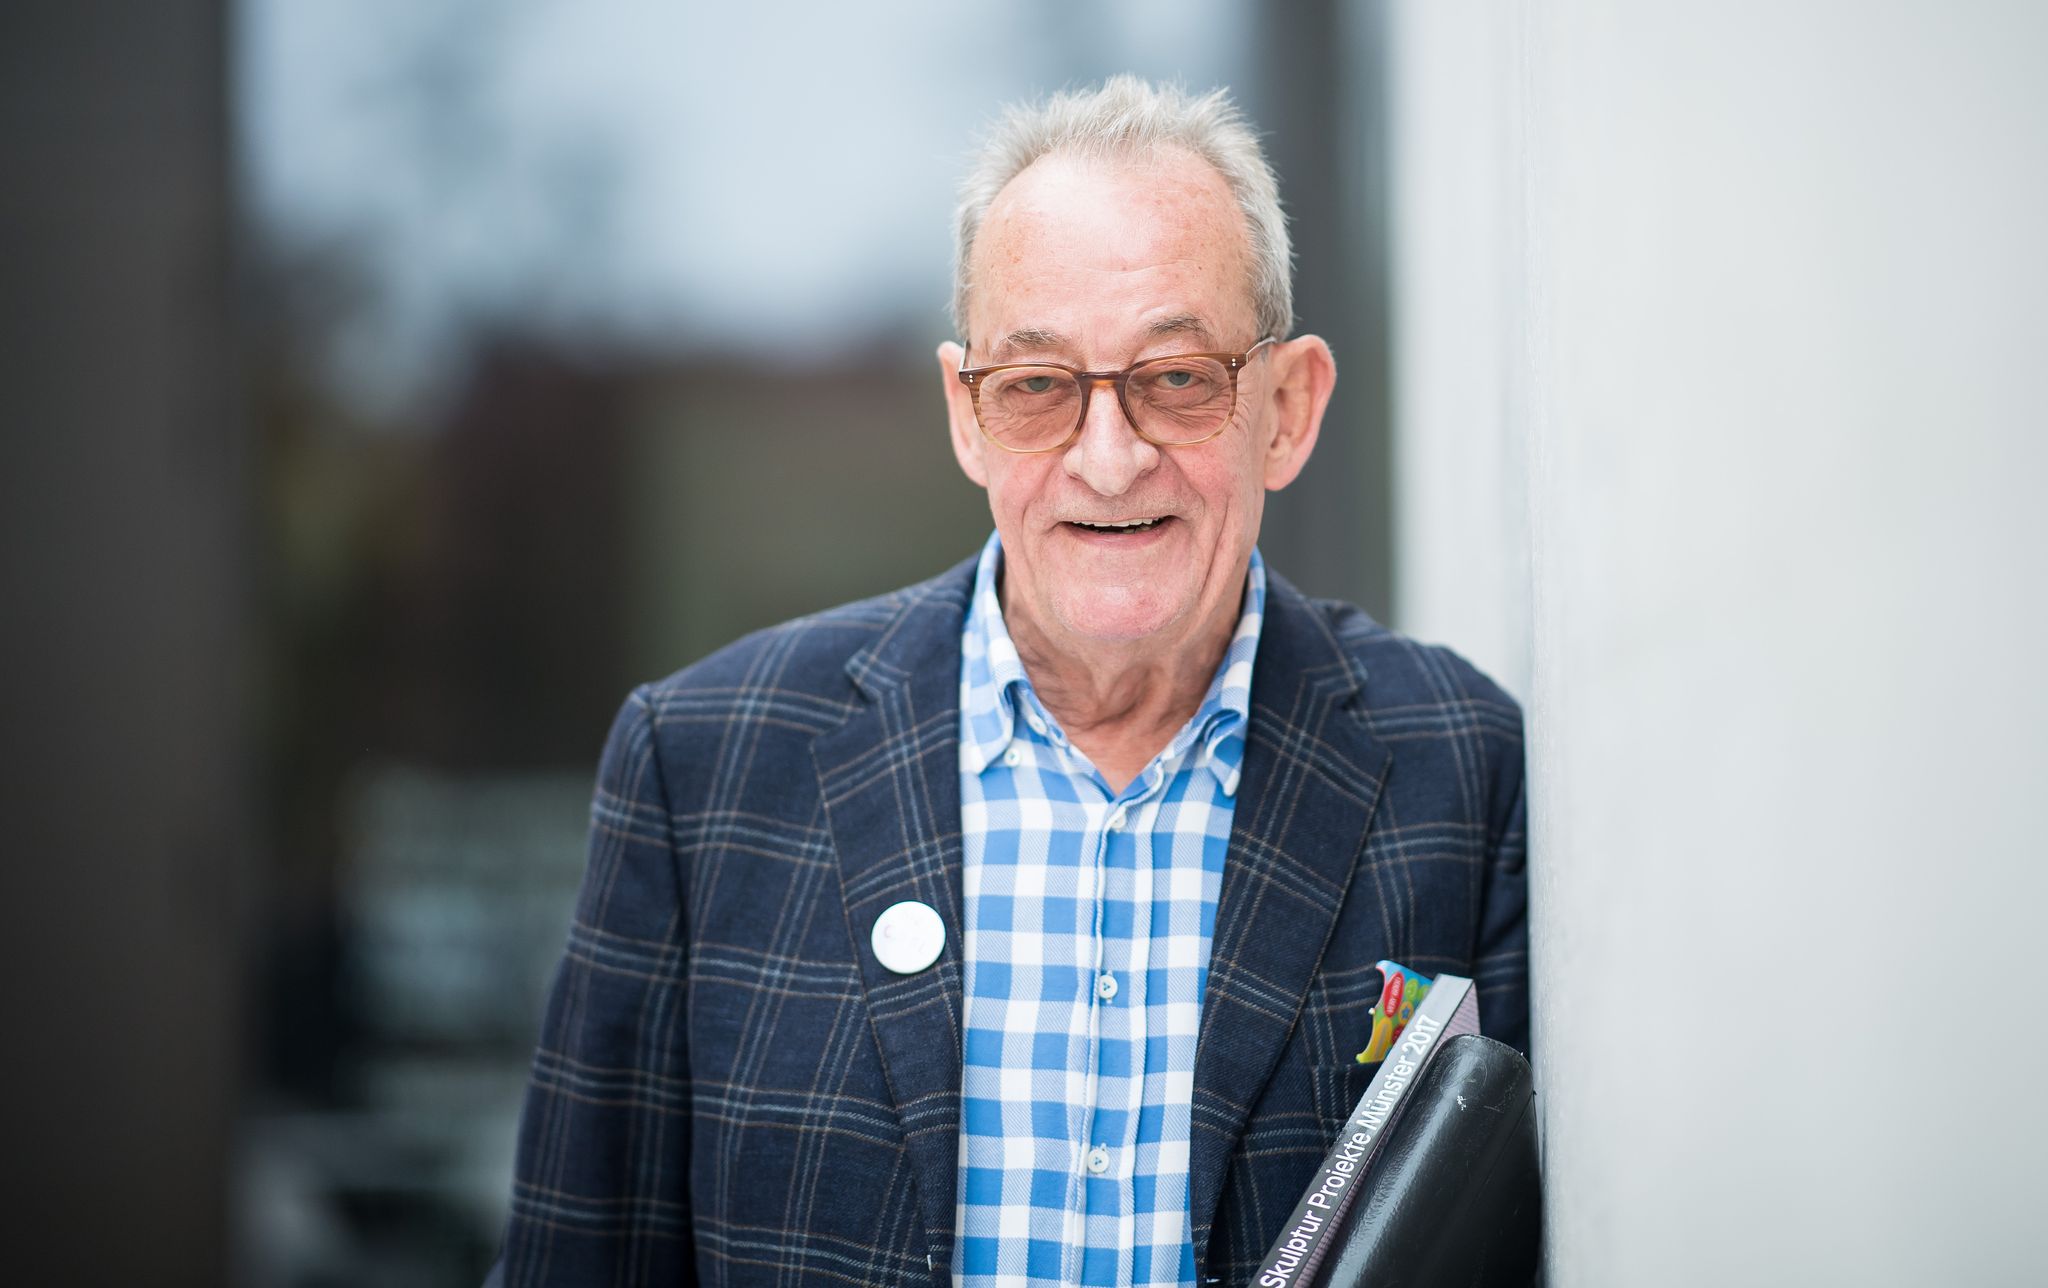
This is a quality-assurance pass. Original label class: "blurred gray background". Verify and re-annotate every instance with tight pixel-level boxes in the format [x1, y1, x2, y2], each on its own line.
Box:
[2, 4, 1393, 1284]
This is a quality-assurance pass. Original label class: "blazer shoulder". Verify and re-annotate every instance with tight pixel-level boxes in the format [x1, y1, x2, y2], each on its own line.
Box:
[1308, 594, 1523, 735]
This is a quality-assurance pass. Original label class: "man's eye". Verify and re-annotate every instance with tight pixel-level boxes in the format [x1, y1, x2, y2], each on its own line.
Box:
[1147, 366, 1215, 393]
[1021, 375, 1057, 394]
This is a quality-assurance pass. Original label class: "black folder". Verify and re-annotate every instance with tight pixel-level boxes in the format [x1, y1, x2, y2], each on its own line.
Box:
[1313, 1034, 1540, 1288]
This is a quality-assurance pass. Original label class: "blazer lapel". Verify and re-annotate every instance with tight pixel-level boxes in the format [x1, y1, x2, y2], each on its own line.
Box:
[813, 564, 975, 1272]
[1189, 572, 1393, 1266]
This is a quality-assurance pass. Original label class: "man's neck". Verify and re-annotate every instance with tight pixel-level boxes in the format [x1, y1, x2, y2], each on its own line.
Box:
[1003, 590, 1241, 794]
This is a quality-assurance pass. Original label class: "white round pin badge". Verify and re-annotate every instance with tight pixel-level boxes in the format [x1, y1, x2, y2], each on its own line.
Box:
[871, 900, 945, 974]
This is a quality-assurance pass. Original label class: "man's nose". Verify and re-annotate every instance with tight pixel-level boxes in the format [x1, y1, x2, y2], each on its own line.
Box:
[1062, 377, 1158, 496]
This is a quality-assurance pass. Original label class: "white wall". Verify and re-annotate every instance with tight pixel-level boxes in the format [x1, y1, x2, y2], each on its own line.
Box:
[1391, 4, 2048, 1283]
[1388, 1, 1529, 700]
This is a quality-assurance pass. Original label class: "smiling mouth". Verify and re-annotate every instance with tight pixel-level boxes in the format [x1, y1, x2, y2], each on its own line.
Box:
[1069, 517, 1168, 533]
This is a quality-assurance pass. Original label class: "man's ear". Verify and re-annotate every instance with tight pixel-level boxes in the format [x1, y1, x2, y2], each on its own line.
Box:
[1261, 334, 1337, 491]
[938, 340, 989, 489]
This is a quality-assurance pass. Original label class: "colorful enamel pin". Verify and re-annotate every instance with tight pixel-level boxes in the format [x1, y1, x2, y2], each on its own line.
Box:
[1354, 959, 1434, 1063]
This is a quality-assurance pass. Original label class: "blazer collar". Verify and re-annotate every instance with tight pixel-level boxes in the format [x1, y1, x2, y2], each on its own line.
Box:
[813, 558, 977, 1273]
[1188, 569, 1392, 1267]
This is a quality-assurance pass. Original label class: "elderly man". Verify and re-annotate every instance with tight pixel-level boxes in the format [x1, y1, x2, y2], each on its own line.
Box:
[492, 77, 1527, 1288]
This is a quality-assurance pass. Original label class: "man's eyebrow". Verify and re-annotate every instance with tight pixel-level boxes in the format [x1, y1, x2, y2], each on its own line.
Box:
[991, 327, 1068, 358]
[984, 317, 1215, 361]
[1145, 314, 1217, 345]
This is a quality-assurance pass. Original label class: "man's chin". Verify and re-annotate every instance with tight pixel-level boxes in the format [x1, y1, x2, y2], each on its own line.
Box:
[1048, 590, 1191, 646]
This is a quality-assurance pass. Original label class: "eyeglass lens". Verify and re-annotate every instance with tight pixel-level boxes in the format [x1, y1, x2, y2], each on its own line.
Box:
[976, 355, 1238, 450]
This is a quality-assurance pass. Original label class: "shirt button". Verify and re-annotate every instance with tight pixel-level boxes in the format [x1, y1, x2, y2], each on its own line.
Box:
[1107, 808, 1127, 831]
[1086, 1145, 1111, 1175]
[1095, 973, 1118, 1001]
[1026, 713, 1046, 734]
[1002, 746, 1022, 768]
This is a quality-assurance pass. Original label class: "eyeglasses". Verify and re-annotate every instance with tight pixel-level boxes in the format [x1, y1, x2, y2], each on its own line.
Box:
[956, 338, 1276, 453]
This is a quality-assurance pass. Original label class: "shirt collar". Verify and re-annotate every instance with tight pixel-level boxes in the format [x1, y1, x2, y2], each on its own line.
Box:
[958, 530, 1266, 795]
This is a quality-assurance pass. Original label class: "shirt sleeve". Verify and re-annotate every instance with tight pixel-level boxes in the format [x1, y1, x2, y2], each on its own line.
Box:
[494, 687, 696, 1287]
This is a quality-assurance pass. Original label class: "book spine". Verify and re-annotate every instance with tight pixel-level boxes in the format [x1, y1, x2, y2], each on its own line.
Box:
[1249, 975, 1479, 1288]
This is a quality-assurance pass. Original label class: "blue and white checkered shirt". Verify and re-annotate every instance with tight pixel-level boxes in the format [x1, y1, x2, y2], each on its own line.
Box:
[953, 531, 1266, 1288]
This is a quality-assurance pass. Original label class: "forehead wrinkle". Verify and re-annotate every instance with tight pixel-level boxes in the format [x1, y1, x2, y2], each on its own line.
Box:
[968, 157, 1255, 359]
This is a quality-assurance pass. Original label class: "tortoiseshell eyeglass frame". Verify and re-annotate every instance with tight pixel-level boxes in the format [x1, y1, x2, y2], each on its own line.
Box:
[955, 337, 1277, 453]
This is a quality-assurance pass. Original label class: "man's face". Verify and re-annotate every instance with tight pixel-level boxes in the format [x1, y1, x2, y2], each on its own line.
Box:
[940, 151, 1325, 657]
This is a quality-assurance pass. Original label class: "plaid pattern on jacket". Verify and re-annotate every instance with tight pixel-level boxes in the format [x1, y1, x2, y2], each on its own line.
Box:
[492, 555, 1529, 1288]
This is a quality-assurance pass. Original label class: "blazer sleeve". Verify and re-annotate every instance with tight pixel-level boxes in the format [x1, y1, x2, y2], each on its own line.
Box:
[495, 688, 696, 1287]
[1473, 730, 1532, 1059]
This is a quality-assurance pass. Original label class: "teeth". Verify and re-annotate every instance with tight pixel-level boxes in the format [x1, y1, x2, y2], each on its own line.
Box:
[1076, 518, 1162, 531]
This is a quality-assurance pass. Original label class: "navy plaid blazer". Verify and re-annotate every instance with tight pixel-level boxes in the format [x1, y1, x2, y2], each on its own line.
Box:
[492, 556, 1528, 1287]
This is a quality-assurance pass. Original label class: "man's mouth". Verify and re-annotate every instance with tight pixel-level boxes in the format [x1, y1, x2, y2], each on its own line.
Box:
[1068, 517, 1168, 534]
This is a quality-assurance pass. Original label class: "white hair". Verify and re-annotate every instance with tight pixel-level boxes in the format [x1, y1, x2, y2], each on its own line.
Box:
[951, 75, 1294, 344]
